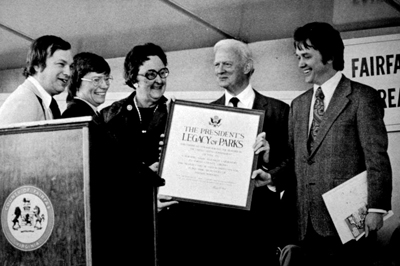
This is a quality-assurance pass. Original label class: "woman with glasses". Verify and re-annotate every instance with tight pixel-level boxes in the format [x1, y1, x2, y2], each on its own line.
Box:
[62, 51, 166, 264]
[101, 43, 178, 264]
[102, 43, 172, 174]
[101, 43, 177, 207]
[62, 52, 112, 121]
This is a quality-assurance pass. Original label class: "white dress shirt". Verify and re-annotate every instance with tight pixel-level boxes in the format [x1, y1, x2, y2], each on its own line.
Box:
[308, 71, 342, 132]
[224, 84, 255, 109]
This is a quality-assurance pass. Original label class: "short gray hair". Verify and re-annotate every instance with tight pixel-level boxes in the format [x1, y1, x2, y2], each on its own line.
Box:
[213, 39, 254, 75]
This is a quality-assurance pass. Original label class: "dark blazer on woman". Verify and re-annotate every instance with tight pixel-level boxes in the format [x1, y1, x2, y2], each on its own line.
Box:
[63, 96, 164, 265]
[62, 97, 97, 118]
[101, 91, 168, 166]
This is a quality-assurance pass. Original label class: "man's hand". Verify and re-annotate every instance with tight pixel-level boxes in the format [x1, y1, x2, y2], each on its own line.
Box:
[253, 132, 270, 164]
[157, 194, 179, 212]
[365, 212, 384, 237]
[251, 169, 272, 187]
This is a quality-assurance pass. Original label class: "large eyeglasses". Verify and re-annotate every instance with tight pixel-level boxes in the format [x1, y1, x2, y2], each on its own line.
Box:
[81, 76, 113, 86]
[138, 68, 169, 80]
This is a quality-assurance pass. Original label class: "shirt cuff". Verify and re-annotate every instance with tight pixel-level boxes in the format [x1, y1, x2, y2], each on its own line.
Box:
[368, 208, 387, 214]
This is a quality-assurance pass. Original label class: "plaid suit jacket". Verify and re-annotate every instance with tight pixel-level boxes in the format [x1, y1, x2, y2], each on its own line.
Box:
[289, 75, 392, 240]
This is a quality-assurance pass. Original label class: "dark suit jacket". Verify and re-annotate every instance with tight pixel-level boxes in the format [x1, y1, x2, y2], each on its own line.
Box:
[159, 89, 290, 266]
[212, 89, 290, 262]
[212, 89, 290, 178]
[289, 75, 392, 240]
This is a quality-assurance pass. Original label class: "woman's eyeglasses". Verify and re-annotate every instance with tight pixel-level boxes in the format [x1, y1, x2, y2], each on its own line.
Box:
[81, 76, 113, 86]
[138, 68, 169, 80]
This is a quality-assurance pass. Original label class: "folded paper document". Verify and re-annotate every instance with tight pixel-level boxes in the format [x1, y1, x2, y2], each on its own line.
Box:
[322, 171, 393, 244]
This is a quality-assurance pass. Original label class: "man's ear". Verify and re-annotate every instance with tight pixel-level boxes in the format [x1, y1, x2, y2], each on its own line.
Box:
[243, 59, 253, 75]
[34, 65, 42, 73]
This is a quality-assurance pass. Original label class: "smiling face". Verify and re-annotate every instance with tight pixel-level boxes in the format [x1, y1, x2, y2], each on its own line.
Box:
[214, 47, 249, 95]
[295, 40, 336, 86]
[135, 55, 167, 107]
[77, 72, 110, 107]
[34, 49, 73, 96]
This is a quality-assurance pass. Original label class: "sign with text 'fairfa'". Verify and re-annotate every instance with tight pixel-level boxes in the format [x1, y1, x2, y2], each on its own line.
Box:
[343, 34, 400, 130]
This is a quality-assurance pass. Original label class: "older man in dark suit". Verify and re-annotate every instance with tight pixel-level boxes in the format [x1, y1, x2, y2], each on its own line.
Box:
[257, 22, 392, 266]
[161, 39, 291, 266]
[208, 39, 290, 266]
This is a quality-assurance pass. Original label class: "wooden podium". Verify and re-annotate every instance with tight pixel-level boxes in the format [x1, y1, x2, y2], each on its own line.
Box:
[0, 117, 163, 265]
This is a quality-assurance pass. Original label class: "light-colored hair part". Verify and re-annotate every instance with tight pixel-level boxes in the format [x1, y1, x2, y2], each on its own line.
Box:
[213, 39, 254, 76]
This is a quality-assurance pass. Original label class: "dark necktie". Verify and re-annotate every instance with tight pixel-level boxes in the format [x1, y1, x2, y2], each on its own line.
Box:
[230, 97, 239, 107]
[307, 87, 324, 153]
[50, 97, 61, 119]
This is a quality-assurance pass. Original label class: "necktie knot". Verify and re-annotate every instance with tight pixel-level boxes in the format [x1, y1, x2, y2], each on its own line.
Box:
[315, 87, 325, 100]
[50, 98, 61, 119]
[230, 97, 239, 107]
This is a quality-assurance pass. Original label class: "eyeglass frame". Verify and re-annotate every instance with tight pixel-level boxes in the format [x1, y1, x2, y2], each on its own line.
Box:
[137, 68, 169, 80]
[81, 75, 113, 86]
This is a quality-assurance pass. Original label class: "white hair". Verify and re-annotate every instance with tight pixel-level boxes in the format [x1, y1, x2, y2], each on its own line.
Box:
[213, 39, 254, 75]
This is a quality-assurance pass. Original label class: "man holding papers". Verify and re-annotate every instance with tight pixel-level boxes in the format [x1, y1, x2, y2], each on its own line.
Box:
[255, 22, 392, 266]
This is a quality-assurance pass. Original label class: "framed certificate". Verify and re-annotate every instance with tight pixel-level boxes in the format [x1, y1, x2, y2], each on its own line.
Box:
[158, 99, 265, 210]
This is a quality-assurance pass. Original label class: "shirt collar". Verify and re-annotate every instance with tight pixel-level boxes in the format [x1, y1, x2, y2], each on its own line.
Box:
[224, 84, 255, 109]
[308, 71, 342, 131]
[313, 71, 342, 103]
[28, 76, 52, 109]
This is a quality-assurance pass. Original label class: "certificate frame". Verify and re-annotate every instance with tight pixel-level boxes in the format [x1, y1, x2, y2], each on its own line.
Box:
[158, 99, 265, 210]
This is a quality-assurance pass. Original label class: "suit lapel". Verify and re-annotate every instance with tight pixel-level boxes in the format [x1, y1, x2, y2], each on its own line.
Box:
[299, 89, 313, 157]
[309, 76, 351, 156]
[26, 79, 43, 100]
[25, 79, 50, 119]
[212, 95, 225, 106]
[252, 89, 267, 110]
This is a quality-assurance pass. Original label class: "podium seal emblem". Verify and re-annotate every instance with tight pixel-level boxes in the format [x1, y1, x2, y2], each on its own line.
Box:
[1, 185, 55, 251]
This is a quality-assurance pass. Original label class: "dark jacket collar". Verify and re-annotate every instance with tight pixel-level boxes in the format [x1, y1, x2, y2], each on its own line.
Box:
[102, 91, 168, 123]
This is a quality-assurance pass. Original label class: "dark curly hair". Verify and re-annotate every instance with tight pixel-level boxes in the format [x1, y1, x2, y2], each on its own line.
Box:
[66, 52, 110, 102]
[23, 35, 71, 78]
[294, 22, 344, 71]
[124, 43, 167, 89]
